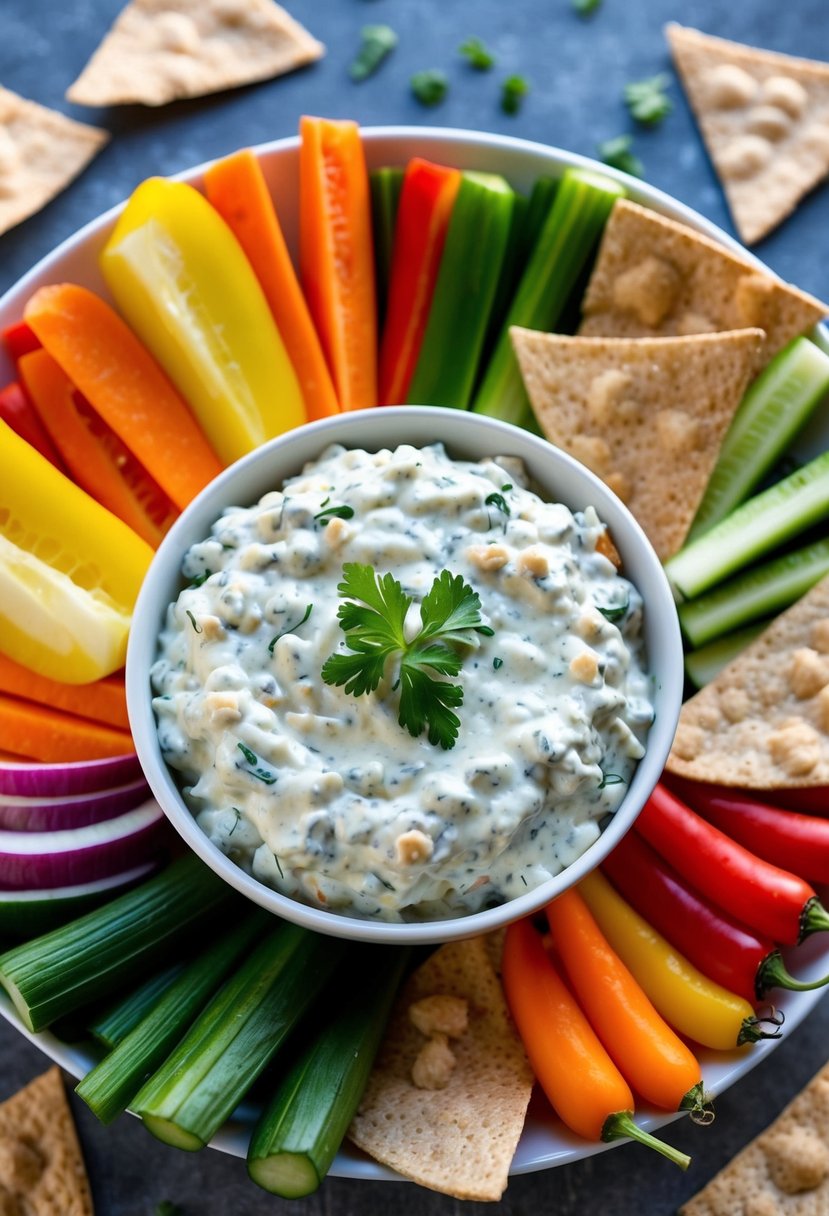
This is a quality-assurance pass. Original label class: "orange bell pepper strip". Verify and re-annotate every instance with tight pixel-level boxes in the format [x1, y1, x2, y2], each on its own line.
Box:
[19, 349, 178, 549]
[24, 284, 221, 511]
[299, 117, 377, 410]
[0, 653, 128, 731]
[203, 149, 339, 423]
[0, 692, 133, 763]
[378, 158, 461, 405]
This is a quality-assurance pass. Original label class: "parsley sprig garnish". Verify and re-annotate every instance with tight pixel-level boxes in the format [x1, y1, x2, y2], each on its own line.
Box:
[623, 74, 672, 126]
[321, 563, 493, 750]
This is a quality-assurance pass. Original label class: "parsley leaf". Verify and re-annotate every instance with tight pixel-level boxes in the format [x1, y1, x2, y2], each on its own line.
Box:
[349, 24, 398, 82]
[623, 73, 672, 126]
[459, 36, 495, 70]
[501, 75, 530, 115]
[485, 491, 510, 518]
[572, 0, 602, 14]
[321, 563, 492, 749]
[411, 69, 449, 107]
[597, 135, 644, 178]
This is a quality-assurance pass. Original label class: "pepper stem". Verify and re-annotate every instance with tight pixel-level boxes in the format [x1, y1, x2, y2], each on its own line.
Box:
[601, 1111, 691, 1170]
[799, 897, 829, 940]
[756, 950, 829, 998]
[737, 1007, 785, 1045]
[679, 1081, 715, 1126]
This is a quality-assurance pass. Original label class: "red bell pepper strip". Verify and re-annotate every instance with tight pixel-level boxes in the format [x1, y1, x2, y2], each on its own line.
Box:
[0, 380, 66, 472]
[666, 776, 829, 886]
[602, 830, 829, 1004]
[378, 158, 461, 405]
[2, 320, 41, 364]
[636, 782, 829, 946]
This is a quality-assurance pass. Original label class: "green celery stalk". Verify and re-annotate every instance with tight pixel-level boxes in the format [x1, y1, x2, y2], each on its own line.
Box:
[684, 622, 767, 689]
[473, 167, 625, 427]
[370, 167, 404, 327]
[90, 963, 184, 1049]
[406, 172, 515, 410]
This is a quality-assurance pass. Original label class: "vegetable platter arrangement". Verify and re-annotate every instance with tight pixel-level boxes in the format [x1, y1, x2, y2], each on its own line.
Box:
[2, 117, 829, 1200]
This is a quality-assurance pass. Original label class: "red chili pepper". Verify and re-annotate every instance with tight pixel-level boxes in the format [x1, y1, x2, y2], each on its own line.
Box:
[378, 157, 461, 405]
[666, 776, 829, 886]
[2, 320, 41, 364]
[603, 831, 829, 1004]
[0, 380, 66, 472]
[636, 783, 829, 946]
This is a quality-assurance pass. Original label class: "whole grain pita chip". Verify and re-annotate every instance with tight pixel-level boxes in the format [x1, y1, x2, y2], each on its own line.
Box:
[510, 326, 763, 562]
[0, 1066, 93, 1215]
[668, 574, 829, 788]
[680, 1059, 829, 1215]
[66, 0, 324, 108]
[0, 88, 107, 237]
[348, 937, 533, 1201]
[667, 24, 829, 246]
[578, 198, 827, 364]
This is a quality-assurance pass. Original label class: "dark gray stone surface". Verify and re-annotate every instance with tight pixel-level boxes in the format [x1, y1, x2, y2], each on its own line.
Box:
[1, 0, 828, 1212]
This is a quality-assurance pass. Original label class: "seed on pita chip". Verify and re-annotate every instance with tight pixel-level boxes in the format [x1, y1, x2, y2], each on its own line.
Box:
[0, 1066, 93, 1215]
[680, 1059, 829, 1216]
[578, 198, 827, 365]
[667, 574, 829, 788]
[667, 24, 829, 246]
[0, 87, 107, 237]
[348, 936, 533, 1201]
[66, 0, 324, 108]
[510, 326, 763, 562]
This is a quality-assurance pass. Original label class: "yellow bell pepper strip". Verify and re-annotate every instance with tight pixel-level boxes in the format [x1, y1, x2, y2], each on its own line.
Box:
[578, 870, 783, 1052]
[100, 177, 306, 465]
[0, 417, 153, 684]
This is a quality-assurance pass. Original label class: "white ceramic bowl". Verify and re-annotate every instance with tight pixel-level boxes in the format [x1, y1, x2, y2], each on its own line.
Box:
[126, 405, 683, 944]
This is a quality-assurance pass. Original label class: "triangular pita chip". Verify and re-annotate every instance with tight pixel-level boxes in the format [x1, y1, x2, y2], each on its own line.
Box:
[511, 326, 764, 562]
[348, 937, 533, 1201]
[578, 198, 827, 365]
[0, 1066, 93, 1215]
[66, 0, 324, 108]
[0, 88, 107, 237]
[667, 24, 829, 245]
[668, 574, 829, 788]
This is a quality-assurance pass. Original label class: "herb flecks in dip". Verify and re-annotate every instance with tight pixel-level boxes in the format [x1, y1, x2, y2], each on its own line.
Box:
[151, 443, 653, 921]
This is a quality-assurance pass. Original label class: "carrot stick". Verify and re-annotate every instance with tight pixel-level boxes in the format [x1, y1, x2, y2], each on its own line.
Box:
[24, 284, 222, 511]
[203, 149, 339, 423]
[546, 889, 705, 1114]
[19, 349, 178, 549]
[299, 116, 377, 410]
[0, 693, 133, 763]
[0, 653, 129, 731]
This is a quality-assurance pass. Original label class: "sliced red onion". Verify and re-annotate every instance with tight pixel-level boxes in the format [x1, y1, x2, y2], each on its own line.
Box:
[0, 753, 142, 799]
[0, 862, 157, 937]
[0, 800, 169, 890]
[0, 777, 150, 832]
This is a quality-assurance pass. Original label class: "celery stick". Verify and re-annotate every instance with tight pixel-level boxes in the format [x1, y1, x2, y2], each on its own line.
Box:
[370, 167, 403, 327]
[406, 172, 515, 410]
[473, 167, 625, 427]
[665, 449, 829, 601]
[90, 963, 184, 1049]
[679, 536, 829, 649]
[484, 191, 528, 358]
[684, 623, 767, 689]
[689, 338, 829, 540]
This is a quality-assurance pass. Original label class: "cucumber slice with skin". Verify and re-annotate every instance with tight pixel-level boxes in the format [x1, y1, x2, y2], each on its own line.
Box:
[689, 338, 829, 540]
[132, 923, 348, 1152]
[406, 172, 515, 410]
[684, 622, 768, 689]
[247, 946, 409, 1198]
[678, 536, 829, 649]
[0, 862, 155, 939]
[473, 166, 625, 427]
[665, 448, 829, 602]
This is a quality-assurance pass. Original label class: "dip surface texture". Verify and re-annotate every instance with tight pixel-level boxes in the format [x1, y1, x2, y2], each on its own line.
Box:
[151, 443, 653, 921]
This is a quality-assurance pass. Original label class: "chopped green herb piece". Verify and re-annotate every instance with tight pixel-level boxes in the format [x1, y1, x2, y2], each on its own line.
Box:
[597, 135, 644, 178]
[597, 600, 629, 623]
[623, 73, 672, 126]
[228, 808, 241, 837]
[321, 563, 493, 749]
[501, 483, 513, 491]
[493, 656, 503, 670]
[188, 570, 212, 588]
[485, 491, 511, 517]
[314, 503, 355, 523]
[349, 23, 398, 82]
[501, 75, 530, 115]
[598, 771, 625, 789]
[411, 69, 449, 107]
[184, 610, 202, 634]
[274, 855, 284, 880]
[268, 603, 314, 654]
[236, 742, 277, 785]
[572, 0, 602, 14]
[459, 36, 495, 70]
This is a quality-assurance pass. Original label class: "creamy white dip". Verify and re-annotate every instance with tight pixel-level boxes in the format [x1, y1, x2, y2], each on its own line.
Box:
[151, 442, 653, 921]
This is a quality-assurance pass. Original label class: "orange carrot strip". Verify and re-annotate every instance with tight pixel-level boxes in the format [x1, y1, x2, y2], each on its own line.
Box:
[0, 692, 133, 763]
[0, 653, 129, 732]
[203, 149, 339, 423]
[546, 889, 704, 1113]
[19, 349, 178, 549]
[24, 284, 222, 511]
[299, 117, 377, 410]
